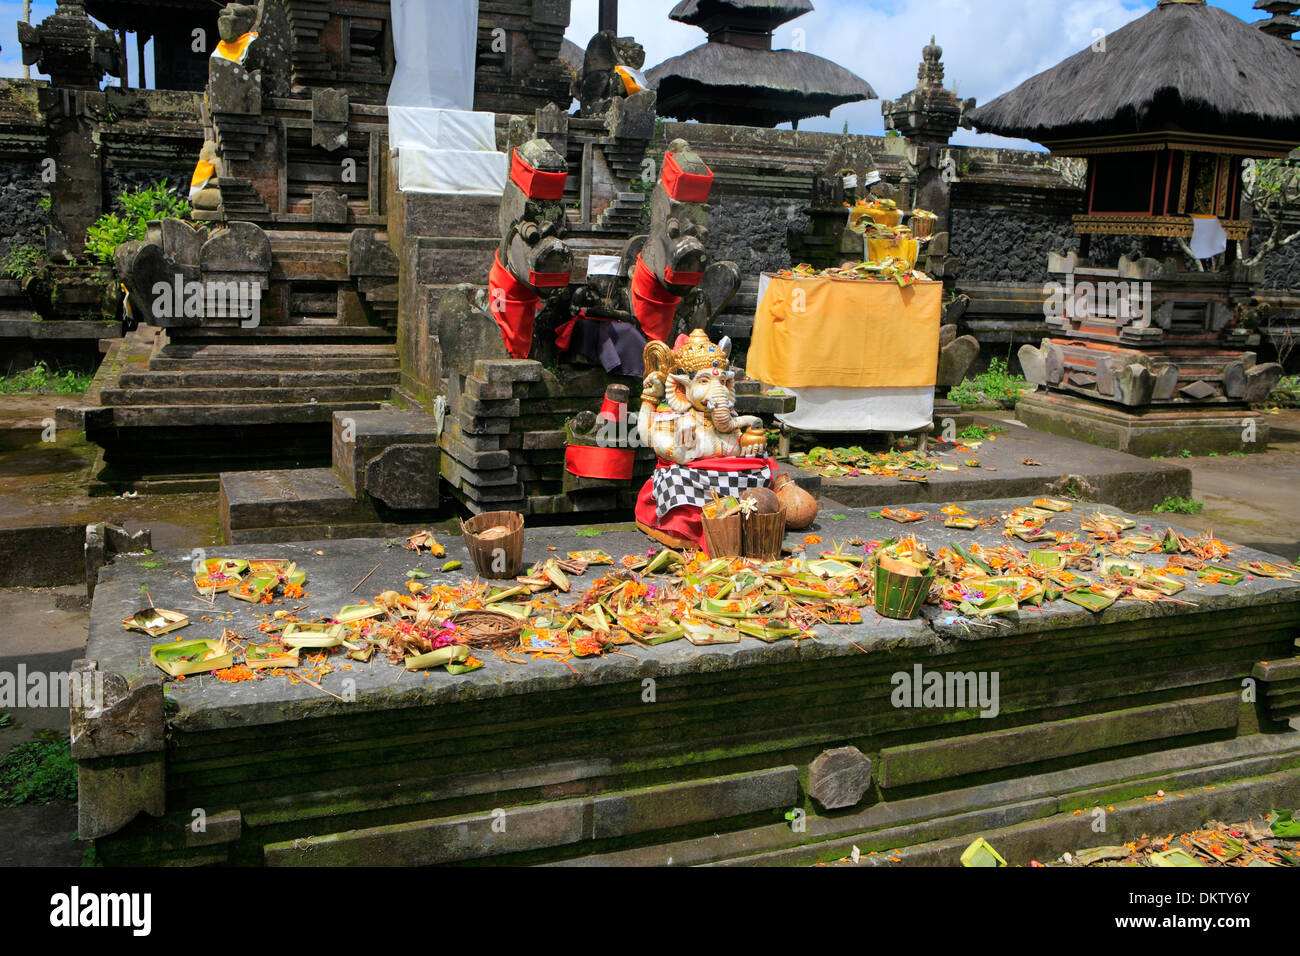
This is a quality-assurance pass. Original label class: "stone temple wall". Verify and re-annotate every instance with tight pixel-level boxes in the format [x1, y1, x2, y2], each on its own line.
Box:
[0, 159, 48, 256]
[706, 195, 810, 277]
[0, 81, 202, 258]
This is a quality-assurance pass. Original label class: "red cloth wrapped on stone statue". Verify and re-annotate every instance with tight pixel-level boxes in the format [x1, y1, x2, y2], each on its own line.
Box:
[488, 251, 541, 360]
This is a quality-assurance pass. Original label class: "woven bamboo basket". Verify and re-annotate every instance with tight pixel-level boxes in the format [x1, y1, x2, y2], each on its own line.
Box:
[461, 511, 525, 579]
[742, 507, 787, 561]
[873, 555, 936, 620]
[701, 512, 743, 559]
[449, 610, 524, 650]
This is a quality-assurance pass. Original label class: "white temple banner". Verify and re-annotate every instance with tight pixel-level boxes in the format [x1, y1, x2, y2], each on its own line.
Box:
[388, 0, 479, 110]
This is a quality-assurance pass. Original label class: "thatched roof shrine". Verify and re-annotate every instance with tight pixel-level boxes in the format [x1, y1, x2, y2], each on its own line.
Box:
[647, 0, 875, 128]
[969, 0, 1300, 155]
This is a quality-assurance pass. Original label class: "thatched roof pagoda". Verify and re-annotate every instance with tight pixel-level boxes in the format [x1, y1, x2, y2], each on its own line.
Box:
[968, 0, 1300, 242]
[647, 0, 875, 128]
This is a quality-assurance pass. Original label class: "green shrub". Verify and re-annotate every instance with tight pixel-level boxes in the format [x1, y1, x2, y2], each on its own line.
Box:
[0, 361, 94, 395]
[0, 732, 77, 806]
[1, 243, 47, 282]
[1153, 496, 1204, 516]
[1269, 375, 1300, 408]
[949, 359, 1030, 408]
[84, 180, 190, 265]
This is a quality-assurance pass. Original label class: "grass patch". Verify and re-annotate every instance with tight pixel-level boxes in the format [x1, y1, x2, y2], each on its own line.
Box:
[956, 423, 1006, 442]
[948, 359, 1030, 409]
[1153, 496, 1205, 516]
[0, 361, 93, 395]
[0, 731, 77, 806]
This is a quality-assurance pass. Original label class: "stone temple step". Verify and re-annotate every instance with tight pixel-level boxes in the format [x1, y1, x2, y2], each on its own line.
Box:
[149, 352, 398, 372]
[220, 467, 376, 535]
[119, 369, 400, 389]
[93, 400, 390, 429]
[165, 326, 396, 344]
[150, 342, 399, 372]
[99, 385, 395, 407]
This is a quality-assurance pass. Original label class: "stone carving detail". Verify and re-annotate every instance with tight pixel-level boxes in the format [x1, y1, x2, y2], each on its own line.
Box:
[438, 136, 574, 374]
[575, 139, 741, 343]
[17, 0, 121, 89]
[116, 219, 271, 328]
[578, 31, 655, 121]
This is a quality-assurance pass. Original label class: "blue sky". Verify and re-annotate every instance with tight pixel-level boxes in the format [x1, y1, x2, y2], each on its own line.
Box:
[0, 0, 1272, 146]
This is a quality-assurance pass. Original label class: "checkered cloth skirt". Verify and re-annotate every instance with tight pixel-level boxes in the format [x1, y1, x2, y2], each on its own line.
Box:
[652, 462, 773, 519]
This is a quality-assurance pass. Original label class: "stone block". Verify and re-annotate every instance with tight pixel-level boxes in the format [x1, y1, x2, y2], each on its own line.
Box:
[334, 409, 441, 497]
[1243, 363, 1284, 404]
[937, 335, 980, 388]
[69, 664, 164, 759]
[591, 767, 799, 839]
[1018, 343, 1047, 386]
[78, 752, 165, 840]
[808, 746, 873, 811]
[473, 359, 545, 384]
[312, 188, 350, 224]
[312, 87, 350, 124]
[348, 229, 400, 278]
[877, 694, 1239, 789]
[200, 221, 272, 274]
[365, 444, 440, 510]
[264, 800, 587, 866]
[464, 377, 515, 401]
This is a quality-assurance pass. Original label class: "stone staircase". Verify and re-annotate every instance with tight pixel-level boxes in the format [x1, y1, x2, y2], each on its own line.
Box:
[80, 321, 400, 491]
[596, 190, 645, 233]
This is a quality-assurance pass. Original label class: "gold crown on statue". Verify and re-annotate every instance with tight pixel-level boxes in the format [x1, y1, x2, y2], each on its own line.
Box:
[675, 329, 727, 374]
[644, 329, 729, 380]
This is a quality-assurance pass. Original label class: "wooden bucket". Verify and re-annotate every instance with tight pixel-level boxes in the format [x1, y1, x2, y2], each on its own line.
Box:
[873, 557, 935, 620]
[742, 507, 787, 561]
[461, 511, 525, 579]
[702, 512, 743, 559]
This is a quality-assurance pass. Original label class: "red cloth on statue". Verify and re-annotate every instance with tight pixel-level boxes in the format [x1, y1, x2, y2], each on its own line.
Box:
[488, 251, 540, 359]
[630, 255, 681, 343]
[635, 456, 779, 551]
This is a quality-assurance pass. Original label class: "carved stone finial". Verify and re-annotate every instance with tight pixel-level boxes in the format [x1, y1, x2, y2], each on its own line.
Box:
[17, 0, 122, 89]
[919, 35, 945, 88]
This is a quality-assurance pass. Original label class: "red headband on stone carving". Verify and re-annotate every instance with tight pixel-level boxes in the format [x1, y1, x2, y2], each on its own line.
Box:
[662, 151, 714, 203]
[511, 149, 568, 201]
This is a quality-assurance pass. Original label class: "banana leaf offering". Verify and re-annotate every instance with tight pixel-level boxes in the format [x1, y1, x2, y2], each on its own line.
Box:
[122, 607, 189, 637]
[151, 636, 233, 677]
[244, 643, 300, 670]
[282, 621, 347, 649]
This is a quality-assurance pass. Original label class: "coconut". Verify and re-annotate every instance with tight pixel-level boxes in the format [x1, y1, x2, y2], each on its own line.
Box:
[774, 473, 819, 529]
[740, 486, 781, 515]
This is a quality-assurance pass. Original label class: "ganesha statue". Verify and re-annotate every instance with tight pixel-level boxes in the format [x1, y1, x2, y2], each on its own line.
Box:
[633, 330, 777, 550]
[638, 332, 766, 462]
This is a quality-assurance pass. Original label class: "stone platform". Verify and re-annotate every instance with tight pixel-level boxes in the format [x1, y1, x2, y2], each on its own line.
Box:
[79, 499, 1300, 866]
[1018, 391, 1269, 458]
[795, 417, 1192, 513]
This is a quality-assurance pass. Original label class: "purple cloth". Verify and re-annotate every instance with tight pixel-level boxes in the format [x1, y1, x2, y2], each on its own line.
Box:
[564, 317, 646, 377]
